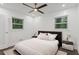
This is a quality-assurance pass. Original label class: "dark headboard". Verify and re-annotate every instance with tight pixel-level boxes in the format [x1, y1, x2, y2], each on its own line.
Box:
[38, 31, 62, 48]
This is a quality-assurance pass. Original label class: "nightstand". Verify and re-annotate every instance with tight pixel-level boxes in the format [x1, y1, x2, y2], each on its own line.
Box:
[32, 36, 37, 38]
[62, 40, 73, 45]
[62, 40, 74, 50]
[58, 40, 78, 55]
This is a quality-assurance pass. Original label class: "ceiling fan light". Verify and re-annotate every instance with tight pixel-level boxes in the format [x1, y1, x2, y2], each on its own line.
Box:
[62, 4, 66, 7]
[34, 9, 37, 11]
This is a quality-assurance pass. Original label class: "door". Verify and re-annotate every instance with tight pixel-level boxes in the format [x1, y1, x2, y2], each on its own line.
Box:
[0, 14, 10, 49]
[0, 14, 6, 49]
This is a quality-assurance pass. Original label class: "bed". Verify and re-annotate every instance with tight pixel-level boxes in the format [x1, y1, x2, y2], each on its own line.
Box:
[38, 31, 62, 48]
[14, 31, 62, 55]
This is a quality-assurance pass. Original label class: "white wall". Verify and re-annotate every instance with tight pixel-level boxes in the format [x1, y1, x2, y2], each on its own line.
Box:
[76, 6, 79, 53]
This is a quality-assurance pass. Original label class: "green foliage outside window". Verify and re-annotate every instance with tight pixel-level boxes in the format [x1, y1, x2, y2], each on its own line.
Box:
[12, 17, 23, 29]
[55, 16, 67, 29]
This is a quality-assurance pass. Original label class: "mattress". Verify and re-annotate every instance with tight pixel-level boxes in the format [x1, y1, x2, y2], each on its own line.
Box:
[14, 38, 58, 55]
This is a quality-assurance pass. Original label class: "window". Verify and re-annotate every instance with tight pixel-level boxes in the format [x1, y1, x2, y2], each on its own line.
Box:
[12, 17, 23, 29]
[55, 16, 67, 29]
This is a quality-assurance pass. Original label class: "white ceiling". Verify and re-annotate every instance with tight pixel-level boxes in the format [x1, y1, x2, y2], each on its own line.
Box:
[0, 3, 78, 15]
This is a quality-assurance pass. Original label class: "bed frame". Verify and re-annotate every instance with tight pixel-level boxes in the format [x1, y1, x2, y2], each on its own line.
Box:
[38, 31, 62, 48]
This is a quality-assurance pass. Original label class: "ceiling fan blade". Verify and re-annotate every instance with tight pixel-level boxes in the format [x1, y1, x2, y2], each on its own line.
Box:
[22, 3, 34, 9]
[37, 4, 47, 9]
[37, 10, 44, 14]
[29, 10, 34, 13]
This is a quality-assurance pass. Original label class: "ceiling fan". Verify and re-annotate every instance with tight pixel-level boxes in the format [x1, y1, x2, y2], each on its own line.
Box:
[22, 3, 47, 14]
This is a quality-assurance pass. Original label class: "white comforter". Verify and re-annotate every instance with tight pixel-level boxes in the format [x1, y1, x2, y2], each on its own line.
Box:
[14, 38, 58, 55]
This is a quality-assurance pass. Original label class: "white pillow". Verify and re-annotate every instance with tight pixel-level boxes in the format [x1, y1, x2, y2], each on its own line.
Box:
[48, 33, 57, 40]
[37, 33, 48, 40]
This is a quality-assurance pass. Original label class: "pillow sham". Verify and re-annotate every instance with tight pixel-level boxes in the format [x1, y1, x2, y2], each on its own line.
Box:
[37, 33, 48, 40]
[48, 33, 57, 41]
